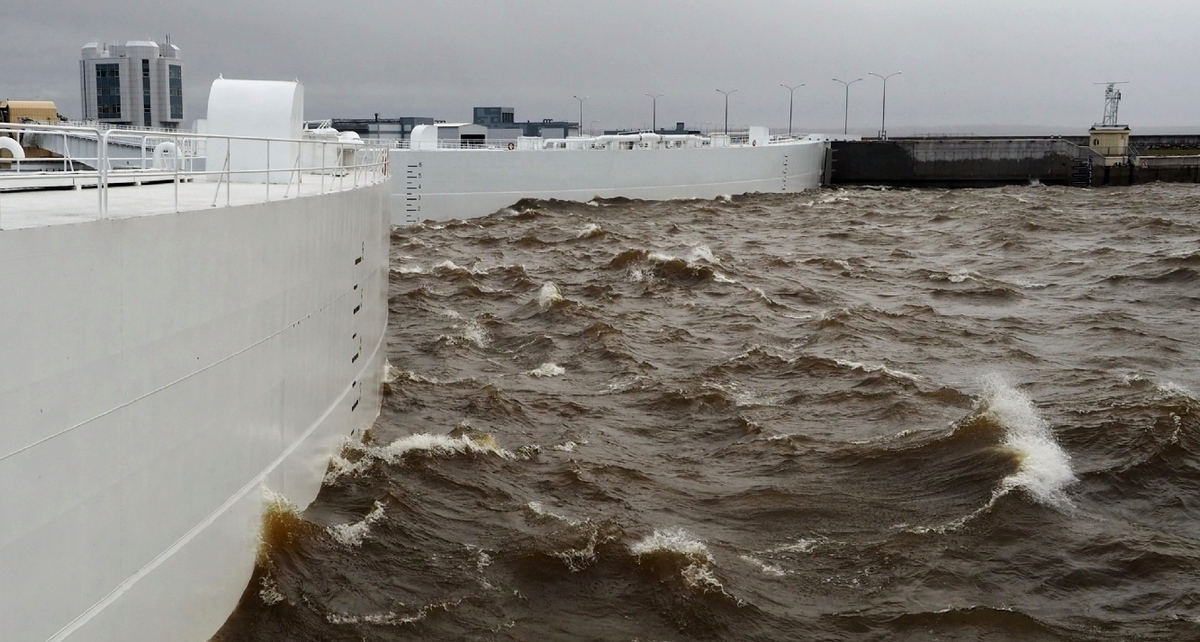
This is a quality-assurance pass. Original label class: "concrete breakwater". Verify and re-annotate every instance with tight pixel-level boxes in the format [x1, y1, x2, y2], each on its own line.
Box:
[828, 135, 1200, 188]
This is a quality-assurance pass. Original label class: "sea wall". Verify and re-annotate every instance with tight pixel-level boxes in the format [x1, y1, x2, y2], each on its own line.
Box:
[1089, 157, 1200, 186]
[829, 138, 1086, 187]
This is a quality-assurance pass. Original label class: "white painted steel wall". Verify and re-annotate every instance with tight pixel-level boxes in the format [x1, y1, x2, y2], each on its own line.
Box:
[0, 183, 389, 642]
[389, 138, 827, 225]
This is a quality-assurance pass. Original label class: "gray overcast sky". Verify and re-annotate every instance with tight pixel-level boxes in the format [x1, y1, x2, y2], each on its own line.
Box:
[6, 0, 1199, 135]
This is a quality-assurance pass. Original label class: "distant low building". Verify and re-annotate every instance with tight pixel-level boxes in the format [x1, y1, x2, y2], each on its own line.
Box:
[472, 107, 578, 139]
[80, 38, 184, 129]
[331, 115, 435, 141]
[605, 122, 700, 136]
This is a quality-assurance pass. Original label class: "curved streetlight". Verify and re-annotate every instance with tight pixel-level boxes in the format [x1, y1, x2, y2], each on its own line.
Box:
[780, 83, 804, 137]
[868, 72, 901, 140]
[716, 88, 738, 134]
[832, 77, 862, 135]
[645, 93, 664, 132]
[573, 95, 587, 137]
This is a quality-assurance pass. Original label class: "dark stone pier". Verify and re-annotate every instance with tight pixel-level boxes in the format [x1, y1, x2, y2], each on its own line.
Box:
[826, 135, 1200, 188]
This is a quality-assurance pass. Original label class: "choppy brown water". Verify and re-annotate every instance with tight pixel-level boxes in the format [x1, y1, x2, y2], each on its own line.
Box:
[217, 184, 1200, 641]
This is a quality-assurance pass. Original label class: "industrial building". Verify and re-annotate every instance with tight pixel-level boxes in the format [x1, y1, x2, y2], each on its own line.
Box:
[472, 107, 577, 139]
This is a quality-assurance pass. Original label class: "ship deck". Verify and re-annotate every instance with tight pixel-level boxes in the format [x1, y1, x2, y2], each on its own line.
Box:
[0, 172, 372, 230]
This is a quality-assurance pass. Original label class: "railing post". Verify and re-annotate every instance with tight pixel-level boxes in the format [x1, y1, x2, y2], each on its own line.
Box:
[225, 140, 231, 208]
[173, 132, 180, 213]
[99, 127, 110, 219]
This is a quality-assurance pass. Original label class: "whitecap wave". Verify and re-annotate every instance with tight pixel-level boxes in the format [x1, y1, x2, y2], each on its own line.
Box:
[631, 527, 729, 594]
[551, 439, 586, 452]
[433, 320, 483, 347]
[740, 554, 788, 577]
[631, 527, 712, 560]
[327, 500, 387, 547]
[761, 538, 821, 554]
[462, 319, 489, 348]
[325, 432, 516, 483]
[433, 259, 492, 275]
[834, 358, 921, 382]
[537, 282, 564, 309]
[980, 374, 1075, 510]
[527, 501, 580, 525]
[577, 223, 602, 237]
[1009, 276, 1049, 289]
[687, 244, 719, 264]
[927, 269, 977, 283]
[912, 376, 1077, 533]
[326, 600, 458, 626]
[1155, 380, 1197, 401]
[525, 362, 566, 378]
[373, 432, 515, 463]
[702, 381, 782, 407]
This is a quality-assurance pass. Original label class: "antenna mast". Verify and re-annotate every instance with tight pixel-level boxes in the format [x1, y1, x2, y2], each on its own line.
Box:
[1094, 81, 1128, 127]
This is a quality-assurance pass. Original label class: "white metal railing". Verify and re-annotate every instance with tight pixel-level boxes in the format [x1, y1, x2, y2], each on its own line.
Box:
[0, 122, 389, 226]
[388, 133, 773, 152]
[389, 139, 522, 151]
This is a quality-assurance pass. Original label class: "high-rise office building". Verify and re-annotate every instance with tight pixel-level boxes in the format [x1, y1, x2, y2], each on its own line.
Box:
[80, 38, 184, 129]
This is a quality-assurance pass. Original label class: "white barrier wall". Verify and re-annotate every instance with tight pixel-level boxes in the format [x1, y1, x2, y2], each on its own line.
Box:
[0, 183, 389, 642]
[389, 138, 827, 225]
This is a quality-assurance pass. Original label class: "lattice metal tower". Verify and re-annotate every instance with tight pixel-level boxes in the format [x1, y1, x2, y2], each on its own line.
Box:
[1095, 81, 1128, 127]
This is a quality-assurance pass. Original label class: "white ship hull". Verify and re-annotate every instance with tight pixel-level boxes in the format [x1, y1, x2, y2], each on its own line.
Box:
[389, 130, 827, 225]
[0, 81, 390, 642]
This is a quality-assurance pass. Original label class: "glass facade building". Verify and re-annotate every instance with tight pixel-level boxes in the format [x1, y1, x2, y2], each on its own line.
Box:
[80, 38, 184, 129]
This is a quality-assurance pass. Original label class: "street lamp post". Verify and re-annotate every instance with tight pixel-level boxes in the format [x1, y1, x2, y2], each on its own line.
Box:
[832, 77, 862, 135]
[716, 88, 738, 134]
[868, 72, 901, 140]
[573, 95, 587, 137]
[645, 93, 663, 132]
[780, 83, 804, 137]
